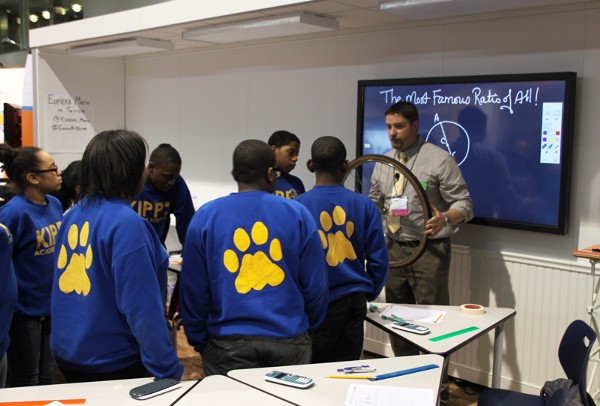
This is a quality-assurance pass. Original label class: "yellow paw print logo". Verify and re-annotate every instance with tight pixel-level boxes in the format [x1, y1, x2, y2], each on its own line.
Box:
[57, 222, 93, 296]
[223, 221, 285, 294]
[319, 206, 357, 266]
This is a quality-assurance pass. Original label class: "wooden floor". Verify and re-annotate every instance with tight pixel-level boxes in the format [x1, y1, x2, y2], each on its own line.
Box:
[175, 327, 482, 406]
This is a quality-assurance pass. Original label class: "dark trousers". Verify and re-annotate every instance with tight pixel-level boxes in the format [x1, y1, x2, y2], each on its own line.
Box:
[7, 314, 54, 387]
[202, 332, 311, 376]
[311, 292, 367, 363]
[385, 237, 451, 404]
[0, 353, 7, 388]
[59, 360, 150, 383]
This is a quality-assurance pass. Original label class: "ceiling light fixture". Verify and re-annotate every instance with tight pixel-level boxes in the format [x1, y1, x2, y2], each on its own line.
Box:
[66, 37, 174, 58]
[381, 0, 484, 20]
[182, 12, 338, 44]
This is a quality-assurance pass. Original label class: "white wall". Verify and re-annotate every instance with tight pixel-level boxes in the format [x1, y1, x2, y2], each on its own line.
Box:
[126, 5, 600, 260]
[34, 52, 125, 168]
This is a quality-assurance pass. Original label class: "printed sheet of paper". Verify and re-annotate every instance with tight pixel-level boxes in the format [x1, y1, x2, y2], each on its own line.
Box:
[345, 384, 435, 406]
[381, 304, 446, 324]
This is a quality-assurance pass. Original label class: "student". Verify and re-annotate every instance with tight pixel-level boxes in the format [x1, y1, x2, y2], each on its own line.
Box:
[296, 136, 388, 362]
[0, 223, 17, 388]
[50, 130, 183, 383]
[51, 160, 81, 212]
[268, 130, 305, 199]
[0, 144, 63, 387]
[180, 139, 328, 376]
[131, 143, 195, 248]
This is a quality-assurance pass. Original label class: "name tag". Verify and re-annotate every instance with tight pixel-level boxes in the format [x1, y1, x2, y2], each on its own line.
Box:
[390, 196, 408, 217]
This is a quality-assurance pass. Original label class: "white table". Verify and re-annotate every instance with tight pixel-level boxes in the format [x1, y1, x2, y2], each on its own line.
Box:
[366, 303, 516, 388]
[0, 377, 198, 406]
[228, 354, 444, 406]
[175, 374, 289, 405]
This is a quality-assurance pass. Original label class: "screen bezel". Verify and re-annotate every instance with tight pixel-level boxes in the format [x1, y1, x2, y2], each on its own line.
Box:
[356, 72, 577, 235]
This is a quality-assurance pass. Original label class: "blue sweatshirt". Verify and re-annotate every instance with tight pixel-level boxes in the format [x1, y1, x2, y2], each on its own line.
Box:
[0, 194, 62, 317]
[50, 196, 183, 380]
[0, 223, 17, 357]
[180, 190, 328, 353]
[296, 185, 388, 302]
[274, 172, 305, 199]
[131, 175, 195, 246]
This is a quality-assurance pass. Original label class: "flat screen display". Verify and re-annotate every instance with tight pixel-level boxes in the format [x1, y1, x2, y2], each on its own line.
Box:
[357, 72, 576, 234]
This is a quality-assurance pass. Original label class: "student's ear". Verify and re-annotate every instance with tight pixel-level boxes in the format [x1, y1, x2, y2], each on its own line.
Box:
[306, 159, 315, 173]
[341, 160, 349, 174]
[266, 167, 278, 184]
[25, 172, 40, 186]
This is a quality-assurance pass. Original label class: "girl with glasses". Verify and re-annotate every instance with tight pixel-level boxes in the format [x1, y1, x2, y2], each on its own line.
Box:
[0, 143, 63, 387]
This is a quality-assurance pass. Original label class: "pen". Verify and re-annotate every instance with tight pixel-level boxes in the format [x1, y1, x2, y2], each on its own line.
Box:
[345, 368, 377, 374]
[368, 364, 439, 381]
[434, 313, 443, 323]
[326, 375, 373, 379]
[337, 365, 370, 372]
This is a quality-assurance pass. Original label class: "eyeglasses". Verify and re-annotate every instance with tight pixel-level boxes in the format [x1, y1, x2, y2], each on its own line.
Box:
[32, 165, 59, 174]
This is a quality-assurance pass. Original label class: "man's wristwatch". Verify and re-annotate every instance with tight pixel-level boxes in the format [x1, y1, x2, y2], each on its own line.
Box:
[443, 212, 451, 227]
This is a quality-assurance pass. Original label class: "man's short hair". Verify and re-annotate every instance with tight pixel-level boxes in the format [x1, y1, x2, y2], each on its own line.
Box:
[268, 130, 300, 148]
[149, 143, 182, 166]
[311, 136, 346, 173]
[232, 139, 275, 184]
[385, 101, 419, 124]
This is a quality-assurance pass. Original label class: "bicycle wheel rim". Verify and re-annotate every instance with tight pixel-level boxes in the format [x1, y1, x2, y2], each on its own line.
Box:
[342, 154, 432, 268]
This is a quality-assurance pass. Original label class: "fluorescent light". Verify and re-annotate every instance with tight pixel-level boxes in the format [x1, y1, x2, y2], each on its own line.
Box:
[182, 12, 338, 44]
[380, 0, 453, 10]
[67, 37, 174, 57]
[380, 0, 561, 20]
[379, 0, 487, 19]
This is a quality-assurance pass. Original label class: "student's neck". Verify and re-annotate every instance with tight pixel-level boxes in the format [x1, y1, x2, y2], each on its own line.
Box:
[238, 183, 268, 193]
[23, 188, 47, 205]
[315, 172, 342, 186]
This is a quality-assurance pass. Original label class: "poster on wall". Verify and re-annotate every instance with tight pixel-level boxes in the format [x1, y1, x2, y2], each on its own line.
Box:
[0, 67, 25, 143]
[44, 92, 95, 152]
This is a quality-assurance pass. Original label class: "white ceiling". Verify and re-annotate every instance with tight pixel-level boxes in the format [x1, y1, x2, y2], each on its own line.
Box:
[38, 0, 597, 56]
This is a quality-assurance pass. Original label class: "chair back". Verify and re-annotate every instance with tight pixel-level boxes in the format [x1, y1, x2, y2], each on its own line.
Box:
[558, 319, 597, 406]
[547, 388, 567, 406]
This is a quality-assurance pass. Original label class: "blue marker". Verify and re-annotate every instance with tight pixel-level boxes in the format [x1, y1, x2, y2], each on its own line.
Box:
[368, 364, 439, 381]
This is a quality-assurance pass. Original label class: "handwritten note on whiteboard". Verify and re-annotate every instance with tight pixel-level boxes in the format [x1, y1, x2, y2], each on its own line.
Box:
[45, 92, 95, 152]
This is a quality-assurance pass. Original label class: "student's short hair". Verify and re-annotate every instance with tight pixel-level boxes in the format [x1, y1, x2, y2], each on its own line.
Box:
[232, 139, 275, 184]
[0, 144, 43, 190]
[311, 136, 347, 173]
[385, 101, 419, 124]
[81, 130, 147, 201]
[268, 130, 300, 148]
[149, 143, 182, 166]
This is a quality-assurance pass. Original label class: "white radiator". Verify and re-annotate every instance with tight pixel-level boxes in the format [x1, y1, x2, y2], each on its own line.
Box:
[364, 245, 599, 396]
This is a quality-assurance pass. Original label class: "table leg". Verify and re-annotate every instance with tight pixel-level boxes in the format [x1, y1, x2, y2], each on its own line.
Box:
[492, 324, 504, 388]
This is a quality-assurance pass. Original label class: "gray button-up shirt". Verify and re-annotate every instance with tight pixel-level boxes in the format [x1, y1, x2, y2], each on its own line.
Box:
[369, 138, 474, 241]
